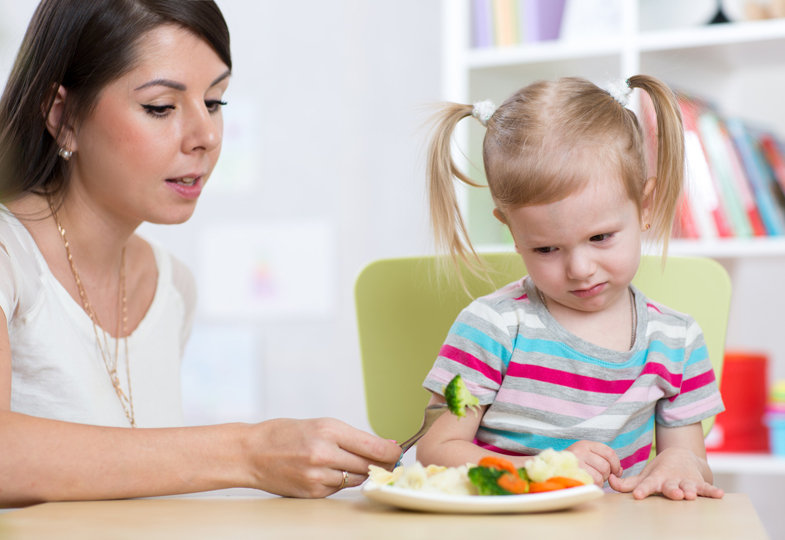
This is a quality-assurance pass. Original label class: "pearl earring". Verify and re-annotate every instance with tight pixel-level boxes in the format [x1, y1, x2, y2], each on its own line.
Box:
[58, 147, 73, 161]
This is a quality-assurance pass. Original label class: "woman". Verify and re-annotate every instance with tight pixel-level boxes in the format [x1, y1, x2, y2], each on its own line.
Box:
[0, 0, 399, 506]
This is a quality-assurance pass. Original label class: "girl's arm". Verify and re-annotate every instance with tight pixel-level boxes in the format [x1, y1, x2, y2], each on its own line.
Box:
[0, 312, 400, 507]
[416, 393, 621, 485]
[415, 393, 533, 468]
[608, 422, 724, 500]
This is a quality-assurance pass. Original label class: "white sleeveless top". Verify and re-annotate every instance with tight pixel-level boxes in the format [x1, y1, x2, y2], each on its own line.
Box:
[0, 206, 195, 427]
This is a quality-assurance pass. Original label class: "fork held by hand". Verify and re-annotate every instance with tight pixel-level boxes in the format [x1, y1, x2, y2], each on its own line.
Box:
[397, 404, 448, 461]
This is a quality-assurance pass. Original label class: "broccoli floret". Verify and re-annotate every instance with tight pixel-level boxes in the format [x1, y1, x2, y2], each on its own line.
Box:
[467, 466, 510, 495]
[443, 374, 480, 417]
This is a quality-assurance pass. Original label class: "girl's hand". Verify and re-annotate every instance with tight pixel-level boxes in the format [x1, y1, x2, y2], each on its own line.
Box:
[608, 447, 724, 500]
[246, 418, 401, 498]
[565, 440, 622, 485]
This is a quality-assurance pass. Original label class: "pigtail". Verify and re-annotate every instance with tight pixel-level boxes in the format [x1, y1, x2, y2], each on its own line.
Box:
[427, 103, 487, 282]
[627, 75, 685, 253]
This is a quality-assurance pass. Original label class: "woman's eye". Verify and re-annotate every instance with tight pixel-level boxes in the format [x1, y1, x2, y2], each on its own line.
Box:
[142, 104, 175, 118]
[206, 99, 227, 113]
[590, 233, 613, 242]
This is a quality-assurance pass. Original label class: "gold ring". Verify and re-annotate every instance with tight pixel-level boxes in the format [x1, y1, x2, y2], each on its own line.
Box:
[340, 470, 349, 490]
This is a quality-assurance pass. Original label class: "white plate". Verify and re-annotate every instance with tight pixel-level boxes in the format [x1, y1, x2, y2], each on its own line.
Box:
[361, 483, 603, 514]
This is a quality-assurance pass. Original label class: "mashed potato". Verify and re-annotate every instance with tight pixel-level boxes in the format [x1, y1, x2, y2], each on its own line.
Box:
[367, 462, 477, 496]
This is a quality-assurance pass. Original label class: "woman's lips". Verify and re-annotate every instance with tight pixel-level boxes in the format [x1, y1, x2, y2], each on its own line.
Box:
[165, 176, 203, 199]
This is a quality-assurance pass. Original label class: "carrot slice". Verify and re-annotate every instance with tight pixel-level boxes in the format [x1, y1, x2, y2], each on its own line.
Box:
[477, 455, 517, 474]
[547, 476, 585, 489]
[528, 480, 565, 493]
[497, 472, 529, 494]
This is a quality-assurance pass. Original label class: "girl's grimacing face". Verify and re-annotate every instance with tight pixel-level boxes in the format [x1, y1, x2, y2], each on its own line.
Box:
[502, 173, 646, 316]
[67, 24, 230, 225]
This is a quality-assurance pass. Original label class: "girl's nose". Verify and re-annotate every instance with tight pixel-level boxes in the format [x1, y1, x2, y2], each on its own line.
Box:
[565, 249, 596, 280]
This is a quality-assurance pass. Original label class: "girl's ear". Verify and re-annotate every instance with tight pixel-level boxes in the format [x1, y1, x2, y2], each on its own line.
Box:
[44, 85, 77, 152]
[640, 176, 656, 228]
[492, 207, 507, 224]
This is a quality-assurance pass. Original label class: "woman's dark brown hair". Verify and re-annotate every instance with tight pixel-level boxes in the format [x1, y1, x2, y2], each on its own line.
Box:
[0, 0, 231, 201]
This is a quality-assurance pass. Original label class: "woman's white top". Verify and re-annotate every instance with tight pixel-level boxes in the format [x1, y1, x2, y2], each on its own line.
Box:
[0, 206, 195, 427]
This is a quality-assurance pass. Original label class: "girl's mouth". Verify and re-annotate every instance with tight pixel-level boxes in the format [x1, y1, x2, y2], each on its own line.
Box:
[571, 283, 606, 298]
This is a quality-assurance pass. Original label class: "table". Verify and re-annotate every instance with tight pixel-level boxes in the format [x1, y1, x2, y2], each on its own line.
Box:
[0, 489, 768, 540]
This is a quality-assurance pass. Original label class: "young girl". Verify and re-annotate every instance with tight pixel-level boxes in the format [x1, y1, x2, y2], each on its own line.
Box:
[417, 75, 725, 501]
[0, 0, 399, 506]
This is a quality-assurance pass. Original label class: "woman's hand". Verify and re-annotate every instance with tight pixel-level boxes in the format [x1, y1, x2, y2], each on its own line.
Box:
[245, 418, 401, 498]
[608, 447, 724, 500]
[565, 440, 622, 485]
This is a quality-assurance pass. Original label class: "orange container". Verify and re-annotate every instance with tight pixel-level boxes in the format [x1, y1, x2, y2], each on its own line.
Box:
[706, 351, 769, 453]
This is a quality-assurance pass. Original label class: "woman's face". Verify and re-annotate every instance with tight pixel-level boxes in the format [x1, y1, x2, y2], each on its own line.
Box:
[67, 24, 231, 226]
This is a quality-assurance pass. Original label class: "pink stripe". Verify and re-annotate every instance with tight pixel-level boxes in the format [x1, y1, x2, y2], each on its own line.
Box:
[640, 362, 683, 388]
[616, 385, 666, 403]
[513, 293, 529, 301]
[473, 439, 527, 456]
[439, 344, 502, 385]
[660, 393, 724, 423]
[620, 443, 652, 469]
[681, 368, 716, 393]
[646, 302, 662, 314]
[506, 363, 682, 395]
[430, 367, 495, 399]
[496, 388, 605, 419]
[506, 364, 634, 394]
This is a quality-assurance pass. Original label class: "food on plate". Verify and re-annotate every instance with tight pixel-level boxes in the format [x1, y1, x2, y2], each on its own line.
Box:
[443, 374, 480, 417]
[367, 449, 593, 496]
[368, 462, 476, 495]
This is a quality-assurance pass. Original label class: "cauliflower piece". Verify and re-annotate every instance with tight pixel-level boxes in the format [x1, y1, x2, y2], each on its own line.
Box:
[524, 449, 594, 485]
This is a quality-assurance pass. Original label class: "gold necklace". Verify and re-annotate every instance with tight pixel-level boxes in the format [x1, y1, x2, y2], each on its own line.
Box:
[51, 205, 136, 427]
[537, 287, 637, 349]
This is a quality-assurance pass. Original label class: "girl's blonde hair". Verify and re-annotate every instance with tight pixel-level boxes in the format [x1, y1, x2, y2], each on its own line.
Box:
[427, 75, 684, 277]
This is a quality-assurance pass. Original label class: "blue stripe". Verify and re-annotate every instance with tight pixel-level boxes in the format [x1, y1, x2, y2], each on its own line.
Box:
[481, 415, 655, 452]
[450, 322, 511, 366]
[686, 345, 709, 366]
[513, 337, 649, 369]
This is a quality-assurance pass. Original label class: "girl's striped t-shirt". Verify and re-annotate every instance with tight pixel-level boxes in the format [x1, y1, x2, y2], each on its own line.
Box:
[422, 276, 724, 477]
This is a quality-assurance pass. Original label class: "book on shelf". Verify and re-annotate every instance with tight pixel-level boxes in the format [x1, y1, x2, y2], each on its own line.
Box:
[726, 118, 785, 236]
[472, 0, 494, 48]
[470, 0, 567, 48]
[650, 92, 785, 242]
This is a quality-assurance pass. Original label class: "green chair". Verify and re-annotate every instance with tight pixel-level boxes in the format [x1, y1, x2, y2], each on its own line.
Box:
[355, 252, 731, 443]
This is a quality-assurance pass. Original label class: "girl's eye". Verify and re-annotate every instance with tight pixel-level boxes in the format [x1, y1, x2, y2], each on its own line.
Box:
[206, 99, 227, 113]
[590, 233, 613, 242]
[142, 104, 175, 118]
[534, 247, 556, 254]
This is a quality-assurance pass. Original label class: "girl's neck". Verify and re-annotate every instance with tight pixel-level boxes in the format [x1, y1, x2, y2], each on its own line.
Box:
[539, 285, 636, 352]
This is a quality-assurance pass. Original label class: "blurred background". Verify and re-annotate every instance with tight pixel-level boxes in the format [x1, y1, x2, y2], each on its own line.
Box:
[2, 0, 785, 536]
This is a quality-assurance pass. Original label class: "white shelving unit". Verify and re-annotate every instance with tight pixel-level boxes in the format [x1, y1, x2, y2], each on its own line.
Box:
[442, 0, 785, 474]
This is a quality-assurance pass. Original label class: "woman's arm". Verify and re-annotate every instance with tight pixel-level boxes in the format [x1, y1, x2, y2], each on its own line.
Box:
[607, 422, 724, 500]
[0, 312, 400, 506]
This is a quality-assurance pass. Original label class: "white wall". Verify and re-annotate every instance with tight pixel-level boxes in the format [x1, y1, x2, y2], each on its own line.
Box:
[0, 0, 442, 430]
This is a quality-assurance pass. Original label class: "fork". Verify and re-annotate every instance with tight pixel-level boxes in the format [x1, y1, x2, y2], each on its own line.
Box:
[396, 404, 449, 465]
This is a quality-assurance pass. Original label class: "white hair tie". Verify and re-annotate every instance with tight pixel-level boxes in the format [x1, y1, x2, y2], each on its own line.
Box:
[472, 100, 497, 126]
[605, 79, 632, 108]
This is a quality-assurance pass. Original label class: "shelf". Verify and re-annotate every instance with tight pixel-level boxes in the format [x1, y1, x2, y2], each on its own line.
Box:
[708, 452, 785, 475]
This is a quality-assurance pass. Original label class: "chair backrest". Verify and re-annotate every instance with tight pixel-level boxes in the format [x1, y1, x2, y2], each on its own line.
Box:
[355, 253, 731, 443]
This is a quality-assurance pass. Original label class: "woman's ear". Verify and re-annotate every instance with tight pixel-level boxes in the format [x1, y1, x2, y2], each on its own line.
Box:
[44, 85, 76, 152]
[640, 176, 656, 229]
